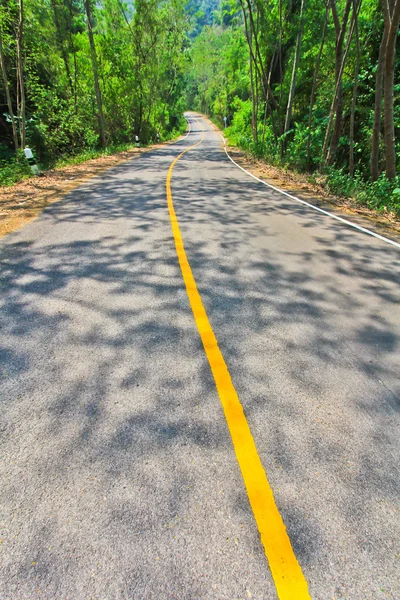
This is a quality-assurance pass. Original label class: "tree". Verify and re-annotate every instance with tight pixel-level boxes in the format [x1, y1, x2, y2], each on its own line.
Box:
[50, 0, 73, 93]
[16, 0, 26, 148]
[381, 0, 400, 179]
[0, 23, 18, 150]
[323, 0, 354, 166]
[84, 0, 106, 147]
[306, 1, 329, 166]
[349, 2, 360, 177]
[284, 0, 306, 136]
[371, 15, 388, 181]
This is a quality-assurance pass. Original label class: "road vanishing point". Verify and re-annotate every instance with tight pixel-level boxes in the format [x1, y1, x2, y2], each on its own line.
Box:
[1, 114, 399, 600]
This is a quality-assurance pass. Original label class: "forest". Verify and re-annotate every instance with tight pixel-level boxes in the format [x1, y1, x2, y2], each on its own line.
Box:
[0, 0, 188, 183]
[1, 0, 400, 215]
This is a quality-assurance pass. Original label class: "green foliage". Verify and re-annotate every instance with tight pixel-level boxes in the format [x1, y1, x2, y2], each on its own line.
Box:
[186, 0, 220, 37]
[185, 0, 400, 217]
[326, 169, 400, 215]
[0, 150, 32, 186]
[0, 0, 188, 183]
[2, 0, 400, 221]
[356, 174, 400, 215]
[185, 24, 249, 117]
[284, 122, 324, 171]
[325, 168, 358, 198]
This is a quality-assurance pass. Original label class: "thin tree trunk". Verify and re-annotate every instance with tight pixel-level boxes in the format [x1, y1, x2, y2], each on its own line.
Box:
[50, 0, 73, 92]
[267, 54, 279, 142]
[349, 7, 360, 177]
[240, 0, 283, 135]
[279, 0, 283, 105]
[382, 0, 400, 179]
[0, 27, 18, 151]
[371, 20, 388, 180]
[307, 1, 329, 165]
[261, 51, 275, 143]
[261, 100, 268, 143]
[324, 0, 353, 166]
[284, 0, 306, 135]
[322, 0, 360, 167]
[84, 0, 106, 147]
[254, 10, 259, 145]
[16, 0, 26, 148]
[240, 0, 259, 129]
[250, 43, 257, 143]
[66, 0, 78, 113]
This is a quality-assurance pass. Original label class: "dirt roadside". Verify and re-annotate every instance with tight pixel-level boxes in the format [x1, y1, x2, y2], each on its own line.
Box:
[0, 140, 179, 239]
[203, 115, 400, 244]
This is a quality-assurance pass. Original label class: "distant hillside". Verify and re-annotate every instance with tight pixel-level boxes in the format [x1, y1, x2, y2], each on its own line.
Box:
[186, 0, 220, 37]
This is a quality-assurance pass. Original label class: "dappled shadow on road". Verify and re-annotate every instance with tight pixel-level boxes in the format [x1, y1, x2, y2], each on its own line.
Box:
[0, 120, 399, 599]
[169, 152, 400, 599]
[0, 146, 250, 598]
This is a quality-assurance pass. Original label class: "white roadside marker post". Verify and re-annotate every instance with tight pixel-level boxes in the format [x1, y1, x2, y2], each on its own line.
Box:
[24, 147, 40, 176]
[135, 135, 140, 148]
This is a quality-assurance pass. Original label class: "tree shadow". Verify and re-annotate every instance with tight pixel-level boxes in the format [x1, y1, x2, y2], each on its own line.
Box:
[0, 115, 399, 599]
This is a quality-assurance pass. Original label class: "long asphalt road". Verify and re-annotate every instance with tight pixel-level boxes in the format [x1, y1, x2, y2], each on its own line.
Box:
[1, 114, 399, 600]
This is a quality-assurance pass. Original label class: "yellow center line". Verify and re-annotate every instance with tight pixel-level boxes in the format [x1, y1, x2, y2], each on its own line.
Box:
[166, 119, 311, 600]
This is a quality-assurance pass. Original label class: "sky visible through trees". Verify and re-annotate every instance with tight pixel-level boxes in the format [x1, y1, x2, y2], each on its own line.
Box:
[1, 0, 400, 213]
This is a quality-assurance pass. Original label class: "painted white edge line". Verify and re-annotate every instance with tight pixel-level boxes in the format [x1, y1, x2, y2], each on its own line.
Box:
[219, 133, 400, 251]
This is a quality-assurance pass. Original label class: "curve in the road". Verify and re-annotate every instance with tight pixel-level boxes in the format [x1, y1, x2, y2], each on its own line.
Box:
[219, 134, 400, 251]
[166, 118, 311, 600]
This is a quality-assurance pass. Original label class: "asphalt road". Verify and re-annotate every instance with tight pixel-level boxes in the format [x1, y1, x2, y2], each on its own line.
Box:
[0, 114, 399, 600]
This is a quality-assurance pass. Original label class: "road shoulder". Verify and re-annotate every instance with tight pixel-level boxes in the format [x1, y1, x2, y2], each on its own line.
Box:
[202, 114, 400, 245]
[0, 138, 184, 239]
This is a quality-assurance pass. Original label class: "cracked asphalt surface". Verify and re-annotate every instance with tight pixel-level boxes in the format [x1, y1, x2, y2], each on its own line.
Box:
[0, 114, 399, 599]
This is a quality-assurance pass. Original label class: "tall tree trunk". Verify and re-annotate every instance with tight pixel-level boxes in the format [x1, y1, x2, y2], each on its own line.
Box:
[349, 7, 360, 177]
[322, 0, 360, 167]
[371, 20, 388, 180]
[278, 0, 283, 105]
[51, 0, 73, 92]
[84, 0, 106, 147]
[250, 43, 258, 143]
[240, 0, 283, 135]
[261, 51, 276, 143]
[240, 0, 259, 142]
[16, 0, 26, 149]
[66, 0, 78, 113]
[0, 27, 19, 151]
[382, 0, 400, 179]
[306, 1, 329, 165]
[284, 0, 306, 135]
[324, 0, 353, 166]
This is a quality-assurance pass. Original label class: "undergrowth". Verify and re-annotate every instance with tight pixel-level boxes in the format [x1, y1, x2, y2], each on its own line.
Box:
[225, 127, 400, 217]
[0, 151, 32, 186]
[0, 124, 186, 187]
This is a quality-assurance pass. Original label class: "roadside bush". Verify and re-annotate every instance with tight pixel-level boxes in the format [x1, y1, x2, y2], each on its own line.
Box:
[357, 174, 400, 215]
[325, 168, 357, 198]
[0, 152, 32, 186]
[285, 121, 324, 172]
[326, 168, 400, 215]
[227, 124, 400, 217]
